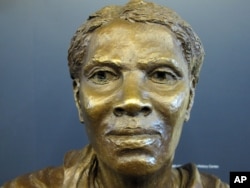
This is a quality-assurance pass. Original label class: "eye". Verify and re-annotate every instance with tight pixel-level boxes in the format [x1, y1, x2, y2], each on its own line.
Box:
[148, 70, 178, 84]
[89, 70, 118, 85]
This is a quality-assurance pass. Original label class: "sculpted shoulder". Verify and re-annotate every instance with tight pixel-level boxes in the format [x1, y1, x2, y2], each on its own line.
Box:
[1, 166, 64, 188]
[1, 145, 96, 188]
[200, 173, 229, 188]
[176, 163, 229, 188]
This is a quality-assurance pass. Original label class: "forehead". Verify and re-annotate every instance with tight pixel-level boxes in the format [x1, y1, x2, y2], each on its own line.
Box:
[93, 20, 174, 39]
[90, 20, 177, 49]
[85, 20, 186, 68]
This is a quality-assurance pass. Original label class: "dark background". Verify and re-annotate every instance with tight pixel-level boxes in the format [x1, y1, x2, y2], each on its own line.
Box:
[1, 0, 249, 184]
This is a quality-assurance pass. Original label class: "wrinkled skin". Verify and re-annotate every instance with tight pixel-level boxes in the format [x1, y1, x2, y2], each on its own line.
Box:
[74, 20, 194, 187]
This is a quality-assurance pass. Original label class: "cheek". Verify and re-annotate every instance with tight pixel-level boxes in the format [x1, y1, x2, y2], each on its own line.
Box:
[152, 89, 189, 125]
[79, 77, 122, 122]
[161, 91, 189, 150]
[79, 89, 120, 149]
[79, 88, 115, 124]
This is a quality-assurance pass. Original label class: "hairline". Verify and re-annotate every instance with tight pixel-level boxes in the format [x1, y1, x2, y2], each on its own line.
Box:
[68, 1, 205, 86]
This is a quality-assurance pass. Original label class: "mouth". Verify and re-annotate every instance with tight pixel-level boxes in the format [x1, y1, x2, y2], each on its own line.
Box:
[106, 128, 161, 149]
[107, 128, 160, 136]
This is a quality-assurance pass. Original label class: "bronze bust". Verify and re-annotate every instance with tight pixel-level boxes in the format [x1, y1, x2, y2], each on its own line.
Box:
[2, 1, 229, 187]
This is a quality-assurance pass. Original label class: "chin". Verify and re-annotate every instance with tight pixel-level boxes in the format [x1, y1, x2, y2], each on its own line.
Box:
[109, 154, 164, 176]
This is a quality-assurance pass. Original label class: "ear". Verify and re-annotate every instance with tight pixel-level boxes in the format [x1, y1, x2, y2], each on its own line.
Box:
[73, 79, 84, 123]
[185, 77, 195, 122]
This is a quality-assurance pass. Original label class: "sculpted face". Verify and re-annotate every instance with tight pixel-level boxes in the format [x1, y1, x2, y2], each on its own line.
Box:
[74, 20, 194, 175]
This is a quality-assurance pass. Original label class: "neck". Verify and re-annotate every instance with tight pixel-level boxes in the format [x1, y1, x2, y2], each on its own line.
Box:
[96, 160, 179, 188]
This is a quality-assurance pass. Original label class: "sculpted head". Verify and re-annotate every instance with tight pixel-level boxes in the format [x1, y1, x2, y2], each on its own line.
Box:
[68, 0, 204, 176]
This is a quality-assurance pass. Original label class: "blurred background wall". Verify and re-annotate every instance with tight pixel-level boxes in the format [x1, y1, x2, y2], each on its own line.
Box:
[1, 0, 250, 184]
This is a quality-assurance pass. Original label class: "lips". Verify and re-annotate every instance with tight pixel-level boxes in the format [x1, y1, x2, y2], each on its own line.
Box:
[106, 128, 161, 148]
[106, 128, 160, 136]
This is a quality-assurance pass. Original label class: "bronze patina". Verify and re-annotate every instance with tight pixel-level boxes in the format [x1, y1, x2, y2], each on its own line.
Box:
[2, 0, 229, 187]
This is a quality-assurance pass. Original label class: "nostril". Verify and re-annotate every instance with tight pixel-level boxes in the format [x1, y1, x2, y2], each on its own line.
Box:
[114, 107, 125, 117]
[114, 104, 152, 117]
[141, 106, 152, 116]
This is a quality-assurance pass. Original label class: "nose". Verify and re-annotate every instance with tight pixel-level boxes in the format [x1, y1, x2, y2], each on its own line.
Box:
[113, 100, 152, 117]
[113, 73, 152, 117]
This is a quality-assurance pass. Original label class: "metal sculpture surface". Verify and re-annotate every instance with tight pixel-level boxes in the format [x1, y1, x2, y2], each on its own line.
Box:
[2, 1, 229, 187]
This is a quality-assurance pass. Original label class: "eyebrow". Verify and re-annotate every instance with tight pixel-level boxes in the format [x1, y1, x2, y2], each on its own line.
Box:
[137, 58, 184, 76]
[83, 59, 124, 71]
[84, 57, 184, 75]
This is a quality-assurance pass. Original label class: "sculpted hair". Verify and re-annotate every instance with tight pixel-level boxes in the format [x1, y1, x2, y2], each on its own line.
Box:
[68, 0, 205, 86]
